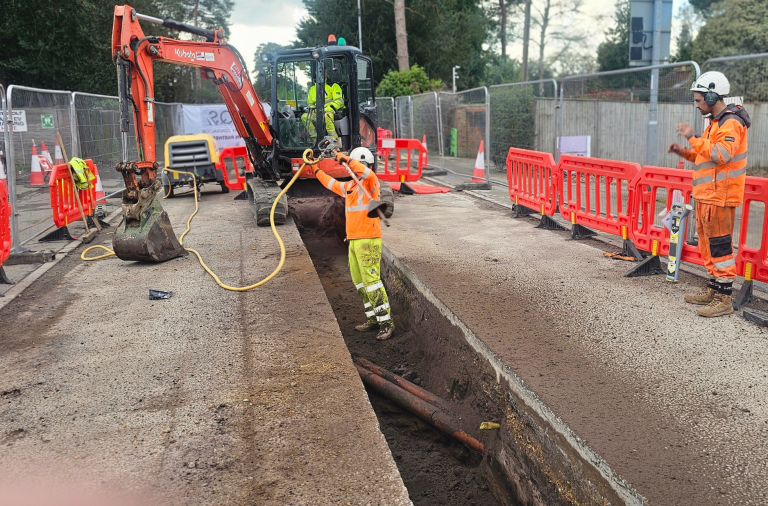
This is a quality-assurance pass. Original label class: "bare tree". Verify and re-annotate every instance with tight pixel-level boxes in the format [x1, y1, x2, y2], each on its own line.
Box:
[394, 0, 410, 70]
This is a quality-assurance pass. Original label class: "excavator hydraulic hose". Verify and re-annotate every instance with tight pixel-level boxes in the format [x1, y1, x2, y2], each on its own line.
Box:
[81, 149, 321, 292]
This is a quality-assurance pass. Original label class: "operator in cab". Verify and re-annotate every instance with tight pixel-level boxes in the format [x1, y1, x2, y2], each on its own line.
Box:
[668, 71, 750, 318]
[302, 51, 343, 142]
[310, 146, 395, 341]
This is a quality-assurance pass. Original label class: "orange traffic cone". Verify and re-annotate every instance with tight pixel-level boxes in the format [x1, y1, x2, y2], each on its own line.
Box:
[677, 160, 684, 170]
[29, 142, 46, 186]
[92, 164, 105, 203]
[54, 137, 65, 165]
[421, 134, 429, 168]
[41, 141, 53, 165]
[471, 140, 485, 182]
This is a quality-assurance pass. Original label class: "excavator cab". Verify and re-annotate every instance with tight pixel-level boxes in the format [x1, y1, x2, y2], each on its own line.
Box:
[258, 44, 379, 179]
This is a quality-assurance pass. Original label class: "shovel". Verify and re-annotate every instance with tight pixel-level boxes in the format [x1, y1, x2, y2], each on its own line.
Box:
[340, 161, 390, 227]
[57, 132, 98, 244]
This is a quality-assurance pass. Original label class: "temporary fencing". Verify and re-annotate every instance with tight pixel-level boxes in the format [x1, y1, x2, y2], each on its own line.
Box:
[395, 96, 412, 139]
[490, 79, 558, 172]
[505, 147, 558, 217]
[410, 92, 443, 168]
[377, 138, 425, 182]
[217, 145, 252, 191]
[376, 97, 396, 134]
[48, 160, 97, 229]
[439, 88, 489, 180]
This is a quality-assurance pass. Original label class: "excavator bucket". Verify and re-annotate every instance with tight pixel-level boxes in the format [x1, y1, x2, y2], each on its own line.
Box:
[112, 197, 187, 263]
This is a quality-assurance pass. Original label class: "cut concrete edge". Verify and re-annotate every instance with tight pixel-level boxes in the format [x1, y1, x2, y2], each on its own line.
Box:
[382, 245, 647, 506]
[421, 175, 766, 305]
[0, 208, 123, 311]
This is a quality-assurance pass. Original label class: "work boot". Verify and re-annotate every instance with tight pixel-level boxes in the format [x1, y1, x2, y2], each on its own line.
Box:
[684, 287, 717, 305]
[697, 293, 734, 318]
[355, 321, 377, 332]
[376, 325, 395, 341]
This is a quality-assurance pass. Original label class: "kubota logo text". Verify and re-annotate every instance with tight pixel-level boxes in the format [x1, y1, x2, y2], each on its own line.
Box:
[175, 48, 195, 60]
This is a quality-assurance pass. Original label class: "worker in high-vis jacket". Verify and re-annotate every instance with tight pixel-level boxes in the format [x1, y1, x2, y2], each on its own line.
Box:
[311, 147, 394, 341]
[668, 71, 751, 317]
[302, 67, 344, 142]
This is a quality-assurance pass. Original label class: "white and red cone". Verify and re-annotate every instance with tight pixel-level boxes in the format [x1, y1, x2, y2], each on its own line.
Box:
[421, 134, 429, 168]
[41, 141, 53, 165]
[92, 163, 105, 203]
[471, 140, 486, 182]
[28, 141, 46, 186]
[54, 137, 65, 165]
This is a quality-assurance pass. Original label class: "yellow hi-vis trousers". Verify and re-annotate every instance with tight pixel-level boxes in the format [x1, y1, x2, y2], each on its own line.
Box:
[348, 238, 392, 327]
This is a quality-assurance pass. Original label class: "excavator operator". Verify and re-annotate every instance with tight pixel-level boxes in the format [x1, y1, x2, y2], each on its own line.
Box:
[311, 146, 395, 341]
[668, 71, 751, 318]
[302, 65, 344, 142]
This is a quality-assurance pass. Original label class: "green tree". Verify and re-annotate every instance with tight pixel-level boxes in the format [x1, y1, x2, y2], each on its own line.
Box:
[295, 0, 492, 90]
[691, 0, 768, 61]
[252, 43, 289, 102]
[375, 65, 442, 97]
[672, 5, 697, 62]
[689, 0, 718, 14]
[596, 0, 630, 71]
[482, 55, 521, 86]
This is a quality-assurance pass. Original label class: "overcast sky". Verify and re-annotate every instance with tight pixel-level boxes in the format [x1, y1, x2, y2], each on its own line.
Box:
[228, 0, 687, 74]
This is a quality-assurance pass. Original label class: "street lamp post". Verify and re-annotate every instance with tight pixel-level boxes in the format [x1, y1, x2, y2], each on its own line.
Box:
[452, 66, 460, 93]
[357, 0, 363, 51]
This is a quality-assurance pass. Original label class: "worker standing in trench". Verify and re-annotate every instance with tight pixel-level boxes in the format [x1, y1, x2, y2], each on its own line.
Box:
[668, 71, 750, 317]
[311, 147, 395, 341]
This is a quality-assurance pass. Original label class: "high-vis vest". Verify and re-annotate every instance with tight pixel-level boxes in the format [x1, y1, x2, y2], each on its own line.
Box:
[314, 154, 381, 240]
[682, 104, 751, 207]
[69, 157, 95, 190]
[308, 83, 344, 112]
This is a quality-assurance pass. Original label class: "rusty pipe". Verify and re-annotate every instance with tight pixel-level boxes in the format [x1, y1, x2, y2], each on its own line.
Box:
[353, 356, 445, 408]
[355, 364, 484, 454]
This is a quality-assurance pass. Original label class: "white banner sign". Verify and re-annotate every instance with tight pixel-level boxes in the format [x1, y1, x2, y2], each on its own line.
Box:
[0, 110, 28, 132]
[182, 105, 243, 149]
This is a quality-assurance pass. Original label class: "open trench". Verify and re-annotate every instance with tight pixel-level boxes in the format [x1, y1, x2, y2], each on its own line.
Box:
[290, 195, 643, 506]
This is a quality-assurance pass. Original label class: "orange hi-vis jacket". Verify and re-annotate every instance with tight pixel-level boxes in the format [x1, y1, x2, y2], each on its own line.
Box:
[314, 153, 382, 240]
[681, 104, 751, 207]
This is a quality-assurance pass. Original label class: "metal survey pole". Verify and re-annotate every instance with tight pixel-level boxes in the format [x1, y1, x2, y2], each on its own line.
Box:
[645, 0, 662, 166]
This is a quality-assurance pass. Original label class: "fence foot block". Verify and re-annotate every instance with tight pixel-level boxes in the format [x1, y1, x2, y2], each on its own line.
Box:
[621, 239, 645, 262]
[513, 204, 536, 218]
[5, 250, 55, 265]
[569, 223, 598, 240]
[624, 255, 664, 277]
[733, 280, 753, 310]
[422, 168, 448, 176]
[0, 267, 13, 285]
[743, 308, 768, 327]
[454, 182, 492, 191]
[86, 216, 111, 229]
[39, 226, 76, 242]
[535, 214, 567, 231]
[234, 191, 248, 201]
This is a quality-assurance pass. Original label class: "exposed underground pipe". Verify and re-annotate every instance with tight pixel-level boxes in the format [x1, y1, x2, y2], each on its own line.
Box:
[354, 356, 446, 408]
[355, 364, 485, 454]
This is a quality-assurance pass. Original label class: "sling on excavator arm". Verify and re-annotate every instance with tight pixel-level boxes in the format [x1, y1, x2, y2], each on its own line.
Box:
[111, 4, 276, 261]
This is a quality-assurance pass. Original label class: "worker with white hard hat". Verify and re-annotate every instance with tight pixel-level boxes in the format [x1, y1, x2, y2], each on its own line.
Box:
[668, 71, 751, 317]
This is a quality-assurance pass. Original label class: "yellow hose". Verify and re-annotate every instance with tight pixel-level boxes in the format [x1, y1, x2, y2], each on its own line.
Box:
[81, 148, 321, 292]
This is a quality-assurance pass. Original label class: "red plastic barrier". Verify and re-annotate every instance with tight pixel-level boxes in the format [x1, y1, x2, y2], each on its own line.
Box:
[558, 155, 640, 238]
[735, 177, 768, 283]
[628, 165, 704, 264]
[48, 161, 96, 228]
[506, 147, 558, 216]
[0, 179, 11, 266]
[377, 127, 393, 156]
[377, 138, 425, 182]
[216, 146, 253, 191]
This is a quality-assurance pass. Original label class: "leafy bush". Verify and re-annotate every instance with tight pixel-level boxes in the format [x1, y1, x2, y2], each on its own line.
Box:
[375, 65, 442, 98]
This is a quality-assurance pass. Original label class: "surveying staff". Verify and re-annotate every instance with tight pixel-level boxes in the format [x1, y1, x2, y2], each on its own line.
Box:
[668, 71, 751, 317]
[311, 147, 394, 341]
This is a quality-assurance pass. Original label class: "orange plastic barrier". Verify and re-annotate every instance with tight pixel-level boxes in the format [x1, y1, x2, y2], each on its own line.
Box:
[557, 155, 640, 238]
[216, 146, 253, 191]
[48, 161, 96, 228]
[376, 138, 425, 182]
[629, 165, 704, 265]
[735, 177, 768, 283]
[506, 147, 558, 216]
[377, 127, 393, 157]
[0, 179, 10, 266]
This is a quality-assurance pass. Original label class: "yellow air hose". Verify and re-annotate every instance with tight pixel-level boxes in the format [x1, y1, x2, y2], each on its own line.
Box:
[81, 149, 321, 292]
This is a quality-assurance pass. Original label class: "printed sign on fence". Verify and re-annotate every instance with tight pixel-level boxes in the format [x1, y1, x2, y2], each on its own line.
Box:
[181, 104, 272, 149]
[41, 114, 54, 129]
[0, 110, 28, 132]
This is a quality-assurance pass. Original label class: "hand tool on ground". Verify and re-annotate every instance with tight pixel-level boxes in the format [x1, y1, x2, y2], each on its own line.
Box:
[57, 131, 99, 244]
[666, 202, 693, 282]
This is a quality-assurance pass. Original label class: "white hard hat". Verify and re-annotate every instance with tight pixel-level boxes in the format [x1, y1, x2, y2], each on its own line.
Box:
[690, 71, 730, 96]
[349, 147, 374, 165]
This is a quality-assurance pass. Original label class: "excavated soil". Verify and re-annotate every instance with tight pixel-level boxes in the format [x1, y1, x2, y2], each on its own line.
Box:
[292, 196, 501, 506]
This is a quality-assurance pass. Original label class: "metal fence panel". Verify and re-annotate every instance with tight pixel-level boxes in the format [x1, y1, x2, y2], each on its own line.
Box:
[5, 86, 75, 250]
[376, 97, 396, 134]
[411, 92, 443, 166]
[395, 96, 412, 139]
[489, 79, 557, 171]
[560, 62, 699, 168]
[439, 88, 489, 178]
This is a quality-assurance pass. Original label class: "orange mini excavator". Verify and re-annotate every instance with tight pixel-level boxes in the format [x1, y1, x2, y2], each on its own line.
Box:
[111, 5, 390, 261]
